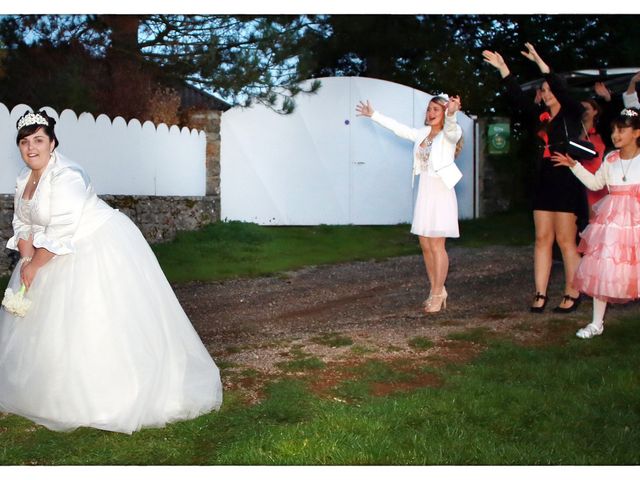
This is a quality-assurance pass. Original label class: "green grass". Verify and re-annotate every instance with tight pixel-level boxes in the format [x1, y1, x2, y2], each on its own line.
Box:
[350, 345, 378, 355]
[149, 211, 533, 283]
[0, 211, 533, 288]
[311, 332, 354, 348]
[454, 210, 533, 247]
[408, 336, 435, 351]
[10, 211, 626, 465]
[151, 221, 418, 283]
[3, 315, 639, 465]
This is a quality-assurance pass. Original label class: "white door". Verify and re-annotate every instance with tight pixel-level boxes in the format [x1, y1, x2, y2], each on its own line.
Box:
[348, 77, 415, 224]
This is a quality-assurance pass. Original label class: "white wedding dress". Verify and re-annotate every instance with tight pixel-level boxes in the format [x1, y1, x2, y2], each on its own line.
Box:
[0, 152, 222, 434]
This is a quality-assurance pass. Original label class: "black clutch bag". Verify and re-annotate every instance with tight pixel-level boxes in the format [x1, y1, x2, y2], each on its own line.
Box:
[567, 139, 597, 160]
[563, 119, 597, 160]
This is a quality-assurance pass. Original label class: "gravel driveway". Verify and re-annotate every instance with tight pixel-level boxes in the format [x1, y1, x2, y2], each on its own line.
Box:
[173, 245, 640, 399]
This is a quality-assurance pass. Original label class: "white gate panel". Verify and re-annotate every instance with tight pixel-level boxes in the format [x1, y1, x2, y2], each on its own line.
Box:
[221, 78, 351, 224]
[349, 77, 415, 224]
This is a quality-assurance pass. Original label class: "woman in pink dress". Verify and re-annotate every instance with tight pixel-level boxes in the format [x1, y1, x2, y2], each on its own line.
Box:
[552, 108, 640, 338]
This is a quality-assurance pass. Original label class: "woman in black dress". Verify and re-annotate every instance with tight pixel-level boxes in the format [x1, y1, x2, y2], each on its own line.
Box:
[483, 43, 588, 313]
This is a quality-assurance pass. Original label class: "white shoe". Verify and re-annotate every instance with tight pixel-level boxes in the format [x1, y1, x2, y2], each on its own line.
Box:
[576, 323, 603, 339]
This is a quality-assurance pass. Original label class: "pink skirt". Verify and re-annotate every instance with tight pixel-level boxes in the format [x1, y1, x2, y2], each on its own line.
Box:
[573, 184, 640, 303]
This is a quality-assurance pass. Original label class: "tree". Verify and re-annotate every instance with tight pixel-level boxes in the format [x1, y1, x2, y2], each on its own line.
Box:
[300, 14, 640, 116]
[0, 14, 327, 118]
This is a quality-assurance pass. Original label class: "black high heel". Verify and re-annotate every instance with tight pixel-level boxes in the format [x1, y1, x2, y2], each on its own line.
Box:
[552, 294, 581, 313]
[530, 292, 548, 313]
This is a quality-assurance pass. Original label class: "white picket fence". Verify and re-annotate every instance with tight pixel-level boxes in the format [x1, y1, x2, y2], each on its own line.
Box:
[0, 103, 207, 196]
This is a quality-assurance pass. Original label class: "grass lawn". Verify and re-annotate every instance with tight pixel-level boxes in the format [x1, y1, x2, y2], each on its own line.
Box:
[4, 211, 639, 465]
[151, 210, 533, 284]
[1, 314, 638, 465]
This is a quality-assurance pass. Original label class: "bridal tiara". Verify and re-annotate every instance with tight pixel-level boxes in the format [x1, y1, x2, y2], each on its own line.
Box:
[17, 112, 49, 130]
[621, 108, 639, 118]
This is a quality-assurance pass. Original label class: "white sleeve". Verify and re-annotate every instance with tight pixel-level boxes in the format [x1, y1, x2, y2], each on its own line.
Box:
[570, 161, 607, 191]
[622, 91, 640, 109]
[33, 167, 89, 255]
[443, 111, 462, 144]
[370, 111, 422, 143]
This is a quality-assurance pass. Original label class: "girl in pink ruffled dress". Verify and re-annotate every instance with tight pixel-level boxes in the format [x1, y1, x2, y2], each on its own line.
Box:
[552, 107, 640, 339]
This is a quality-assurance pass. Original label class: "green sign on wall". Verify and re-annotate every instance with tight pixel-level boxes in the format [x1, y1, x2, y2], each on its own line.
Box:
[488, 122, 510, 154]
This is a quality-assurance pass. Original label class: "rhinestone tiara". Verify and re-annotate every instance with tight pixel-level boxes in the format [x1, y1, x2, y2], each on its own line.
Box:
[621, 108, 639, 118]
[17, 112, 49, 130]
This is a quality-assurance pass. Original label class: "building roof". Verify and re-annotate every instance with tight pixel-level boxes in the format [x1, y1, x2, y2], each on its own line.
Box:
[177, 83, 232, 111]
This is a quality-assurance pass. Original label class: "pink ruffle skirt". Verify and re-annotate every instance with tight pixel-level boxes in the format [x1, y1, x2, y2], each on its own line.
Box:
[573, 184, 640, 303]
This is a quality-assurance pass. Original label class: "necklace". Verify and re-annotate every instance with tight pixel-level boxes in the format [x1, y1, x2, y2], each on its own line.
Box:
[619, 149, 640, 182]
[422, 132, 437, 147]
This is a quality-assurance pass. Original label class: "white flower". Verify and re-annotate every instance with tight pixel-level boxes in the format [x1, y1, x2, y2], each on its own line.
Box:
[1, 284, 32, 318]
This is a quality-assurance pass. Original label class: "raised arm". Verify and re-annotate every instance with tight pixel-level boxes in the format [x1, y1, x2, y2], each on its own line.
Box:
[357, 100, 422, 142]
[482, 50, 510, 78]
[483, 49, 540, 124]
[443, 95, 463, 144]
[623, 72, 640, 109]
[355, 100, 374, 118]
[520, 42, 550, 74]
[521, 43, 584, 119]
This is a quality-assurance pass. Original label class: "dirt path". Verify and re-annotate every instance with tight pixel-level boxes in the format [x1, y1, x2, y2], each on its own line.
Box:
[174, 245, 640, 399]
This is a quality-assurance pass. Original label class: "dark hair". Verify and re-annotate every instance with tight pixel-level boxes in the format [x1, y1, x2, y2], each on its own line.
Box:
[582, 98, 602, 119]
[16, 110, 59, 149]
[611, 108, 640, 147]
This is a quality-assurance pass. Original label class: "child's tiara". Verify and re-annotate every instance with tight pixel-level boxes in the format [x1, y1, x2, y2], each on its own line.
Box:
[621, 108, 639, 118]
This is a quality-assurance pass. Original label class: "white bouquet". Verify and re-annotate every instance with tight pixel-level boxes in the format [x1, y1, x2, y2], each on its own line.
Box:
[2, 284, 32, 318]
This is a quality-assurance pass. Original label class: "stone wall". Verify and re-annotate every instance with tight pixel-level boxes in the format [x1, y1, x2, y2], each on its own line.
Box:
[0, 195, 19, 276]
[186, 109, 222, 219]
[0, 194, 216, 276]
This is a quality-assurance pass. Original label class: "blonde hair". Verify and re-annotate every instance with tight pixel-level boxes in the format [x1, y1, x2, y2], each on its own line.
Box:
[428, 96, 464, 157]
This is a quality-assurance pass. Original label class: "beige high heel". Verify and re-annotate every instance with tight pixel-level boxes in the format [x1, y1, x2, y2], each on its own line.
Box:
[424, 287, 448, 313]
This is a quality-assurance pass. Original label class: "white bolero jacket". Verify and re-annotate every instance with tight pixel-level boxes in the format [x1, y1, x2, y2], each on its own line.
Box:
[7, 152, 115, 256]
[370, 109, 463, 185]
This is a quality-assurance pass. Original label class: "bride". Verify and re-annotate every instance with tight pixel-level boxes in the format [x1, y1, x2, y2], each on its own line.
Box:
[0, 110, 223, 434]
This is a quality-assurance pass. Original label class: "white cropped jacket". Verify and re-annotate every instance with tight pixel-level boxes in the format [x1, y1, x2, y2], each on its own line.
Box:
[370, 109, 462, 185]
[7, 152, 115, 256]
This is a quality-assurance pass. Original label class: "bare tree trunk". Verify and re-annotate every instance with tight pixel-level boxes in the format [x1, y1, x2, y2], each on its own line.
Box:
[98, 15, 153, 120]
